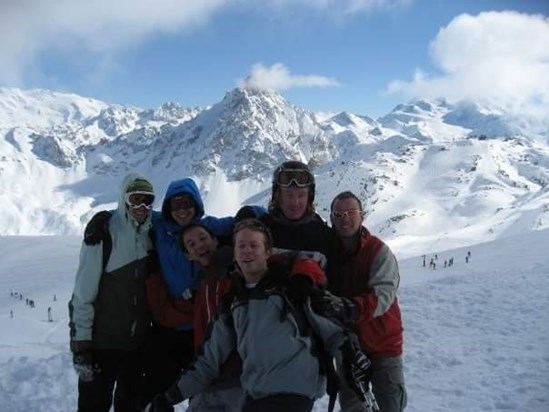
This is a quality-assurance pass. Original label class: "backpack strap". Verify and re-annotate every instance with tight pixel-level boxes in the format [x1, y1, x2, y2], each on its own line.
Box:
[101, 223, 112, 272]
[279, 295, 340, 412]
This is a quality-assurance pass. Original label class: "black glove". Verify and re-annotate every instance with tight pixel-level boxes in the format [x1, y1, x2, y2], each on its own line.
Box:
[70, 340, 97, 382]
[340, 334, 372, 402]
[311, 290, 358, 323]
[286, 275, 314, 303]
[143, 385, 183, 412]
[143, 394, 174, 412]
[84, 211, 111, 245]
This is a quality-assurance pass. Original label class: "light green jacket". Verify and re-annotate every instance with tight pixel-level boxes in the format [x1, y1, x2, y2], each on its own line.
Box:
[69, 172, 153, 350]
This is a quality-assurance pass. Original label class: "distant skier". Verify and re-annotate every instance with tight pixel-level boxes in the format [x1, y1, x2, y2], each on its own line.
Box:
[466, 256, 469, 263]
[10, 309, 14, 318]
[53, 294, 57, 302]
[48, 307, 53, 322]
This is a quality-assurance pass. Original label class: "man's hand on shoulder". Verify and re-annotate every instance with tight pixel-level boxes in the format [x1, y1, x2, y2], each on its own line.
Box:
[84, 211, 111, 245]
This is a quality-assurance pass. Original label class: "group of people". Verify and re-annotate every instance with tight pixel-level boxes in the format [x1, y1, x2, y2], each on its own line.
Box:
[68, 160, 407, 412]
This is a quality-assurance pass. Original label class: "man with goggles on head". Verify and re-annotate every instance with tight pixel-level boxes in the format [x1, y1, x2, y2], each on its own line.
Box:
[260, 160, 337, 282]
[275, 167, 315, 188]
[69, 173, 155, 412]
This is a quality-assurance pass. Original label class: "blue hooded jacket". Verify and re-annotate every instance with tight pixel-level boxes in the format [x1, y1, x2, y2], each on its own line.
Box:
[151, 178, 234, 307]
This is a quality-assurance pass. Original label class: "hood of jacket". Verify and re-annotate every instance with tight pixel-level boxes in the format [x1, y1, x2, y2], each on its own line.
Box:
[117, 172, 154, 229]
[161, 178, 205, 222]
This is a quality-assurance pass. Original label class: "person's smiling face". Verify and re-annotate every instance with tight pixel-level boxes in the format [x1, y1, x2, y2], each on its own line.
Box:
[182, 226, 218, 267]
[234, 228, 270, 284]
[170, 195, 195, 226]
[330, 197, 364, 238]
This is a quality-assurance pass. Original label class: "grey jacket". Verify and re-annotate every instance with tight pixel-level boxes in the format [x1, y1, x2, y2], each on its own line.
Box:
[174, 269, 347, 401]
[69, 172, 153, 350]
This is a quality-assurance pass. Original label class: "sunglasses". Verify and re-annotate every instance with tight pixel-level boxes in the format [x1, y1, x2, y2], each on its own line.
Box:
[170, 196, 195, 211]
[125, 192, 155, 210]
[275, 169, 313, 187]
[331, 209, 363, 219]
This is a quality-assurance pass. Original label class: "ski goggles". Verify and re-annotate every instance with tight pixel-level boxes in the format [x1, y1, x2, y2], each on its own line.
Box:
[331, 209, 363, 219]
[125, 192, 155, 210]
[275, 169, 314, 187]
[170, 195, 195, 211]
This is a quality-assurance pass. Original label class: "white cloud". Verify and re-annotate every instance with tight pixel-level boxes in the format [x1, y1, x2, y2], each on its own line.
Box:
[0, 0, 228, 85]
[239, 63, 339, 91]
[385, 11, 549, 116]
[0, 0, 407, 88]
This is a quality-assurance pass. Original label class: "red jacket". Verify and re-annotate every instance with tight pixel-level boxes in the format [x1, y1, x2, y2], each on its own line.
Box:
[146, 273, 193, 328]
[193, 269, 233, 349]
[331, 227, 403, 358]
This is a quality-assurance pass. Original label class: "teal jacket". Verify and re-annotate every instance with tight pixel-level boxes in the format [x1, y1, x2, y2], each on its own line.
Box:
[69, 172, 153, 350]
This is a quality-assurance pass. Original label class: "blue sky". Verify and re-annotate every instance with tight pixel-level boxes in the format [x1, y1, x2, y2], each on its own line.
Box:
[1, 0, 548, 118]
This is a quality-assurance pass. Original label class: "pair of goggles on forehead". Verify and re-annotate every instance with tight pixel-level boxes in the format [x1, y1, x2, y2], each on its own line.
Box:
[125, 192, 155, 210]
[331, 209, 364, 219]
[275, 169, 314, 188]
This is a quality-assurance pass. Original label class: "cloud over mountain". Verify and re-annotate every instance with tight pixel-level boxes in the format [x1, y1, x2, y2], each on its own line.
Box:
[386, 11, 549, 124]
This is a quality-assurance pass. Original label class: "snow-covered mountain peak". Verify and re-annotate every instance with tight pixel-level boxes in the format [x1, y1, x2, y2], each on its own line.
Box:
[221, 86, 290, 109]
[330, 111, 377, 128]
[163, 87, 336, 180]
[1, 87, 548, 253]
[0, 87, 108, 131]
[378, 97, 530, 141]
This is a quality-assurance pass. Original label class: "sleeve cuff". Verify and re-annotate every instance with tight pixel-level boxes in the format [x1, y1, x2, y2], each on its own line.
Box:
[165, 385, 184, 405]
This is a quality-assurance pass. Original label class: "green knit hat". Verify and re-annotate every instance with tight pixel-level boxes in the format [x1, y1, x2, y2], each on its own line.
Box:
[126, 177, 154, 194]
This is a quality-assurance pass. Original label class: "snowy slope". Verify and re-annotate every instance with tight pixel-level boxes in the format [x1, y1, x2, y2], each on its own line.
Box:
[1, 229, 548, 411]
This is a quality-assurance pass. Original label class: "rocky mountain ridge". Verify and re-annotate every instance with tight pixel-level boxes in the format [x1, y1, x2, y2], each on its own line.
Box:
[1, 86, 547, 255]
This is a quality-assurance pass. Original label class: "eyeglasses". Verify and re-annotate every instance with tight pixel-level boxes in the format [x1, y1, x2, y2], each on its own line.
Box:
[125, 192, 154, 210]
[170, 196, 195, 212]
[331, 209, 363, 219]
[275, 169, 313, 187]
